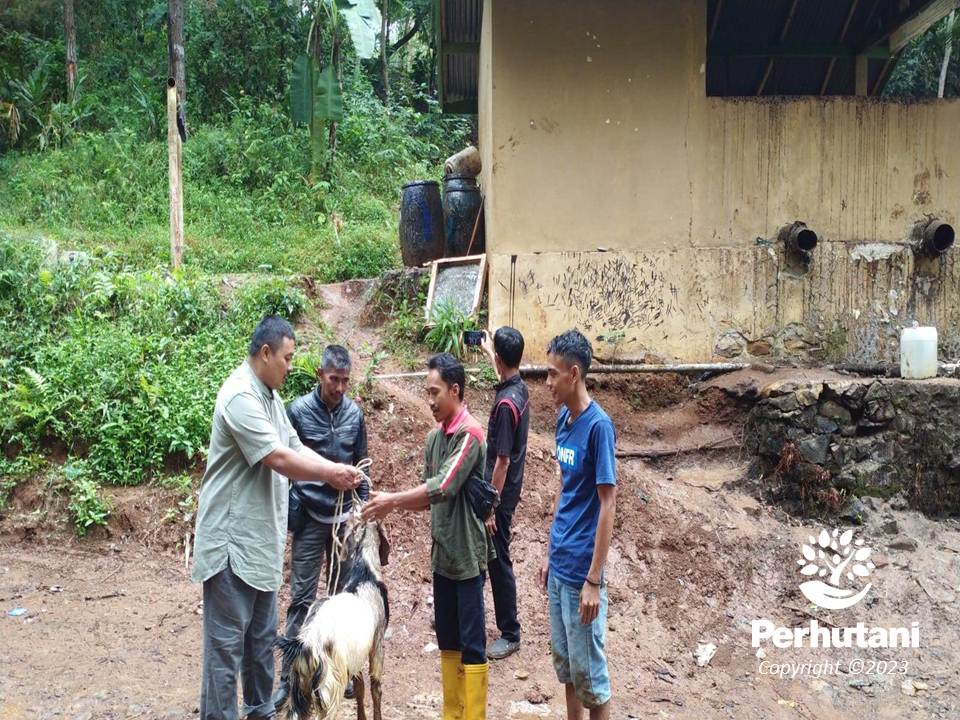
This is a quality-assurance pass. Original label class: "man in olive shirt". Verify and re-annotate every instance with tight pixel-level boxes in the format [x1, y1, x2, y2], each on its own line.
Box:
[191, 316, 363, 720]
[362, 353, 492, 720]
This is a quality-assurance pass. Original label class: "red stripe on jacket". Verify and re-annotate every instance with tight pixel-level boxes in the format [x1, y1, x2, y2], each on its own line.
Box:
[437, 408, 485, 493]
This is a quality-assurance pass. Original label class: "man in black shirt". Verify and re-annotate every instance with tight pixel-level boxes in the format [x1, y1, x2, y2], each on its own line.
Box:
[481, 327, 530, 660]
[274, 344, 370, 711]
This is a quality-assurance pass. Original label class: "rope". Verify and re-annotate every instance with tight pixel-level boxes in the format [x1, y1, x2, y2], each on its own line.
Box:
[325, 458, 372, 596]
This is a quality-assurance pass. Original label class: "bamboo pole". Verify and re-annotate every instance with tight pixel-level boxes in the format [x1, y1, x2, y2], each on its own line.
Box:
[373, 362, 754, 381]
[518, 362, 754, 376]
[167, 79, 184, 270]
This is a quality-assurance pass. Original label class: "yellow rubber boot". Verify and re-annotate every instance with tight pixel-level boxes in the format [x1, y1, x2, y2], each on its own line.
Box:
[462, 663, 489, 720]
[441, 651, 465, 720]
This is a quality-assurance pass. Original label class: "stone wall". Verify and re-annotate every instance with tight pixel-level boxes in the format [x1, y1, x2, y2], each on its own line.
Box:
[746, 377, 960, 516]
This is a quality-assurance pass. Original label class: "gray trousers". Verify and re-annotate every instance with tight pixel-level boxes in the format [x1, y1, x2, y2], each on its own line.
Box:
[201, 562, 278, 720]
[281, 519, 343, 680]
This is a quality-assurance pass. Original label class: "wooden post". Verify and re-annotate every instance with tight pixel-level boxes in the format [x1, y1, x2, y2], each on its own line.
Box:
[855, 54, 869, 96]
[168, 0, 185, 103]
[167, 79, 184, 270]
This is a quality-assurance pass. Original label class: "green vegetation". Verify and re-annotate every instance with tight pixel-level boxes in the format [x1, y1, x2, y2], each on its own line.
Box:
[885, 13, 960, 99]
[0, 81, 467, 277]
[0, 233, 309, 502]
[0, 1, 475, 533]
[424, 301, 483, 359]
[0, 1, 471, 276]
[0, 453, 43, 510]
[383, 296, 427, 370]
[63, 459, 112, 536]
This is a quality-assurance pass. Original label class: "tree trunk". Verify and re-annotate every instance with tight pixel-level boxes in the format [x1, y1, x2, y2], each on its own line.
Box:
[939, 10, 956, 99]
[327, 32, 342, 162]
[64, 0, 76, 97]
[391, 12, 422, 55]
[380, 0, 389, 104]
[168, 0, 186, 104]
[309, 117, 327, 184]
[167, 0, 185, 267]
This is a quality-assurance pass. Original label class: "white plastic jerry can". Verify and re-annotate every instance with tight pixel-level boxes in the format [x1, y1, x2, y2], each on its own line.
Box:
[900, 323, 938, 379]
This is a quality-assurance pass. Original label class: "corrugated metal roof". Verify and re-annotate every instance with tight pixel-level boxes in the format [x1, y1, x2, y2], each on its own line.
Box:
[436, 0, 481, 113]
[704, 0, 941, 96]
[436, 0, 952, 110]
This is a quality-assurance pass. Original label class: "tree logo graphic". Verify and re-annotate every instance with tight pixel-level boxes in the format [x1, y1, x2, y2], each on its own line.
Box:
[797, 528, 875, 610]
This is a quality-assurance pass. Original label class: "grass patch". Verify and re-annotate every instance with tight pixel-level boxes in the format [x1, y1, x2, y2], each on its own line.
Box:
[0, 85, 467, 279]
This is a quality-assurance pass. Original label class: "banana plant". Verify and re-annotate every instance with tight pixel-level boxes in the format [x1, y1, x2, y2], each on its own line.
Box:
[290, 0, 382, 180]
[0, 102, 20, 144]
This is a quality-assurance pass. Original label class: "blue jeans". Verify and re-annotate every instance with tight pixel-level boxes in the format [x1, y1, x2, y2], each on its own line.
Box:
[547, 573, 611, 708]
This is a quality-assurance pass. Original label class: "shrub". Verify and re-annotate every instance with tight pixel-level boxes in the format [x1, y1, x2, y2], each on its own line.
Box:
[64, 460, 111, 535]
[0, 233, 314, 486]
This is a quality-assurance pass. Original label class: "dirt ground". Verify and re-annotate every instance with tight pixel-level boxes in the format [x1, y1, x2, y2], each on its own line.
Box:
[3, 283, 959, 720]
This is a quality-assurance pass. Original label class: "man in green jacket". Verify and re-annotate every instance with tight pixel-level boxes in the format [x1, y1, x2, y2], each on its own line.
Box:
[362, 352, 492, 720]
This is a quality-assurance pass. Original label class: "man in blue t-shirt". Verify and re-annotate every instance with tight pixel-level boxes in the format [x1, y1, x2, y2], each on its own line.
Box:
[538, 329, 617, 720]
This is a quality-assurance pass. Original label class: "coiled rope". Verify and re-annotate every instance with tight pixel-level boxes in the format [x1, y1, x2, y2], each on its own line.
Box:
[325, 457, 371, 595]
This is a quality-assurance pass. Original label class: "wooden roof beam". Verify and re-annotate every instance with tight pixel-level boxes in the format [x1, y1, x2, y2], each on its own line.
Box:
[709, 43, 891, 59]
[858, 0, 951, 52]
[890, 0, 958, 52]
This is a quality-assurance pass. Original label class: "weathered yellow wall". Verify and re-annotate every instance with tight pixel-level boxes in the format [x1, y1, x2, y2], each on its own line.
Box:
[695, 100, 960, 247]
[479, 0, 960, 363]
[484, 0, 704, 252]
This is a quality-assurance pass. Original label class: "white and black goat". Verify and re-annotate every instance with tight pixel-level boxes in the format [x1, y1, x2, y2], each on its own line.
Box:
[278, 513, 390, 720]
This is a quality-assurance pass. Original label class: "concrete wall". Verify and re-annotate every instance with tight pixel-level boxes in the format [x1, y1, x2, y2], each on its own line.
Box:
[479, 0, 960, 363]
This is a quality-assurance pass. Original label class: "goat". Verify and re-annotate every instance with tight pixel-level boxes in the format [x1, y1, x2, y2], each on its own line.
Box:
[277, 513, 390, 720]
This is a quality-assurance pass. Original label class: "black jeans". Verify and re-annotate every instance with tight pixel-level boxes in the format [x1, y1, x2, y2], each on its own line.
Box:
[434, 572, 487, 665]
[487, 495, 521, 643]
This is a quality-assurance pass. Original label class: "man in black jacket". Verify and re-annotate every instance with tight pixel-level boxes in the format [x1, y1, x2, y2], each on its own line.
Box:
[274, 344, 370, 710]
[481, 327, 530, 661]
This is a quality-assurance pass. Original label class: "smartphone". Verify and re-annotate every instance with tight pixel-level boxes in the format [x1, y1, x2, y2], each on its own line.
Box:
[463, 330, 484, 347]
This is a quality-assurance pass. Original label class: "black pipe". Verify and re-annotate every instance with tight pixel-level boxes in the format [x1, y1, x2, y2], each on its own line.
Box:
[919, 220, 955, 256]
[782, 222, 818, 253]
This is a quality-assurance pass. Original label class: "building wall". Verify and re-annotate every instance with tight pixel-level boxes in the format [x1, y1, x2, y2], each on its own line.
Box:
[479, 0, 960, 363]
